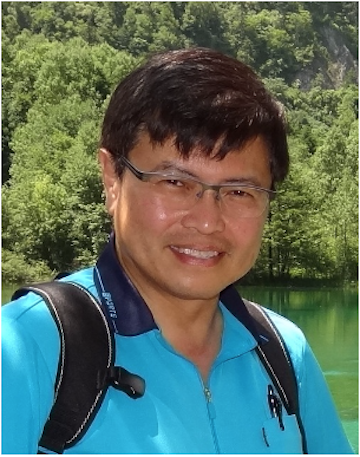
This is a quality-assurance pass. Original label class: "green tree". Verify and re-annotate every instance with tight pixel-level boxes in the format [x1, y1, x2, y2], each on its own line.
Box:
[2, 32, 53, 181]
[181, 2, 232, 54]
[4, 94, 112, 270]
[310, 86, 358, 280]
[119, 2, 184, 55]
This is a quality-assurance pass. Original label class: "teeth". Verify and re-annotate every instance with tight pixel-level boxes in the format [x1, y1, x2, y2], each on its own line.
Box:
[173, 247, 219, 259]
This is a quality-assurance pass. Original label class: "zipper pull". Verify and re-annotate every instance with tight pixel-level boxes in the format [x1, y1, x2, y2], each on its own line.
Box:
[204, 386, 216, 419]
[204, 387, 211, 402]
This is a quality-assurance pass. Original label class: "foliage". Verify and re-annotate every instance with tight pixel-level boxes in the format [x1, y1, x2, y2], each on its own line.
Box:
[2, 249, 53, 283]
[1, 1, 358, 283]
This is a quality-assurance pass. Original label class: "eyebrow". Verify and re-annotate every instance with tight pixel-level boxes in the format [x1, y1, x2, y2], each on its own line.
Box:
[151, 161, 199, 178]
[151, 161, 265, 188]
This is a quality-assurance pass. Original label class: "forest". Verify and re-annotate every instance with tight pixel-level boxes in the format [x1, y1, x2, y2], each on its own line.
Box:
[1, 2, 358, 284]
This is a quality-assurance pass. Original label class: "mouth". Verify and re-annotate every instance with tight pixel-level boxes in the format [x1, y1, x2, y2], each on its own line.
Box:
[171, 246, 220, 259]
[170, 245, 224, 265]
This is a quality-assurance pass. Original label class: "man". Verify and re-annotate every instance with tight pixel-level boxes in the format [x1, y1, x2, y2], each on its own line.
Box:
[2, 48, 353, 454]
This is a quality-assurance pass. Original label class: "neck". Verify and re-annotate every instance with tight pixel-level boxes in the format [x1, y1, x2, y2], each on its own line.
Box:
[144, 291, 223, 382]
[118, 254, 224, 381]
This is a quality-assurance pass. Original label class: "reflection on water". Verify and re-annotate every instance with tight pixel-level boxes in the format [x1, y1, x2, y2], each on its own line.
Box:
[239, 286, 358, 453]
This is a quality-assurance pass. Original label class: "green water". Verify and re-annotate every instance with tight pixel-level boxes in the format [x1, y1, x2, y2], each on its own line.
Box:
[2, 284, 358, 451]
[240, 286, 358, 453]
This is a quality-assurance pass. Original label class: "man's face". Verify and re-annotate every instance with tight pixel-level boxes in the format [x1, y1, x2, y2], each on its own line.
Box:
[100, 133, 272, 304]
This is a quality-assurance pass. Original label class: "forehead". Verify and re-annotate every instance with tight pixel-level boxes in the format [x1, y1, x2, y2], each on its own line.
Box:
[128, 133, 272, 187]
[132, 130, 268, 162]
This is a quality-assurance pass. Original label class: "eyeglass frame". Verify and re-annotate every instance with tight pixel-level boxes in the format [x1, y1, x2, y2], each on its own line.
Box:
[120, 156, 277, 211]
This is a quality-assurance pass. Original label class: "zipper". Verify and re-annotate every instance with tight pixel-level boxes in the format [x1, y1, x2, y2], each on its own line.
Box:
[203, 385, 220, 454]
[154, 332, 221, 452]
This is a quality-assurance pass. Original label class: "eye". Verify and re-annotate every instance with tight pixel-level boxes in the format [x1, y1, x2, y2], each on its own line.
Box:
[160, 178, 185, 187]
[225, 187, 257, 199]
[229, 189, 251, 197]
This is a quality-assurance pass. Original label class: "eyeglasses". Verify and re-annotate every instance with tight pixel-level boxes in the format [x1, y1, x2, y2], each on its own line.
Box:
[121, 156, 276, 218]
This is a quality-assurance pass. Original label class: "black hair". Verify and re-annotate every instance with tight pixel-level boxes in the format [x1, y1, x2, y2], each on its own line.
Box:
[100, 47, 289, 187]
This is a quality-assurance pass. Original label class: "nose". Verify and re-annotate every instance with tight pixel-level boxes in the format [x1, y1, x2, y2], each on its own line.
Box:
[181, 191, 225, 234]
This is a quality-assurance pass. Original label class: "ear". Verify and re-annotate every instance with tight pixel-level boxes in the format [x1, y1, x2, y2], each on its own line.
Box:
[98, 148, 121, 216]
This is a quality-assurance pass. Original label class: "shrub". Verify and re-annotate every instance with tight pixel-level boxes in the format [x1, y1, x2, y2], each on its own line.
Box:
[2, 249, 54, 284]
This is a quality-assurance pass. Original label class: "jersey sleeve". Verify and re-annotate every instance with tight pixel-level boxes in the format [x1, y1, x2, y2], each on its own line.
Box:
[1, 295, 60, 454]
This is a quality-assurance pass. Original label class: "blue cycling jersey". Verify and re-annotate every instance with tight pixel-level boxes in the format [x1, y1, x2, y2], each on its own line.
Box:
[2, 238, 353, 454]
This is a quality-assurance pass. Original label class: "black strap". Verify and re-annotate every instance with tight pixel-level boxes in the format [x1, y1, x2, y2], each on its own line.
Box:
[244, 299, 298, 414]
[13, 282, 114, 454]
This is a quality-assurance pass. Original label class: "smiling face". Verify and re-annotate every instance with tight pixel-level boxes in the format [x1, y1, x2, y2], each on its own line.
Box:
[99, 133, 272, 306]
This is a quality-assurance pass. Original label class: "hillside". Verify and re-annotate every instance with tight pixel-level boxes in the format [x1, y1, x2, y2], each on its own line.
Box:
[2, 1, 358, 283]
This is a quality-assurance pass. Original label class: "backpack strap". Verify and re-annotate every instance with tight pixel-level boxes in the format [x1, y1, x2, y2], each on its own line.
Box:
[220, 285, 308, 453]
[12, 281, 145, 454]
[242, 299, 298, 414]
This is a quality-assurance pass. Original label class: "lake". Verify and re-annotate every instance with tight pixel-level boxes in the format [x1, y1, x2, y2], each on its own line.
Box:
[2, 284, 358, 452]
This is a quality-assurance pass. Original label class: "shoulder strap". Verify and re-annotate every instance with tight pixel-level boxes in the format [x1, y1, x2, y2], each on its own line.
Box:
[242, 298, 298, 414]
[220, 286, 308, 453]
[12, 281, 145, 454]
[13, 281, 114, 453]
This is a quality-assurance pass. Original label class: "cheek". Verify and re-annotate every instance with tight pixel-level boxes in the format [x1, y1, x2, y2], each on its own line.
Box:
[117, 192, 179, 232]
[231, 219, 266, 252]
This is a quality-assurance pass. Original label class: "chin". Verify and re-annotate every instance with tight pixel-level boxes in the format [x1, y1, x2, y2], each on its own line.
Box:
[175, 289, 220, 302]
[169, 279, 231, 301]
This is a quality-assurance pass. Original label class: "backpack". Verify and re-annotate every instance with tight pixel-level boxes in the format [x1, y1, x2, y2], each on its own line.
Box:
[12, 281, 308, 454]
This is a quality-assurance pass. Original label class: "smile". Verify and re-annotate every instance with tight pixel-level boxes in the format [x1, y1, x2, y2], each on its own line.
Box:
[171, 246, 221, 260]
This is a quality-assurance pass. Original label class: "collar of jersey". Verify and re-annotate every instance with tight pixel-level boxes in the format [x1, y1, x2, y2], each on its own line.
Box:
[94, 233, 263, 343]
[94, 233, 157, 336]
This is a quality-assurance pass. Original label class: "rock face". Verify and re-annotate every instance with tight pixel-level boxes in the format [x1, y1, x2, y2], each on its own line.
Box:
[323, 26, 358, 87]
[295, 26, 358, 90]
